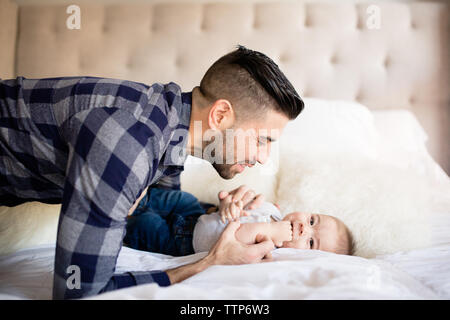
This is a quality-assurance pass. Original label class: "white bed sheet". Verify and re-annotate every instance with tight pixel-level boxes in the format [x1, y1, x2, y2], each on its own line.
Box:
[0, 231, 449, 300]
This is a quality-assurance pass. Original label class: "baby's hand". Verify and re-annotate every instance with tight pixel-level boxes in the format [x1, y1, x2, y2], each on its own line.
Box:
[219, 196, 250, 223]
[269, 221, 293, 247]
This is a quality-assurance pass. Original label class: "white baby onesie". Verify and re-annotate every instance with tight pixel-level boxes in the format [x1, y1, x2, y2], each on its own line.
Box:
[192, 201, 282, 253]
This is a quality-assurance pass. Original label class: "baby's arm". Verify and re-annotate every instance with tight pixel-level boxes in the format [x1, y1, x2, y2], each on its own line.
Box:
[235, 221, 292, 247]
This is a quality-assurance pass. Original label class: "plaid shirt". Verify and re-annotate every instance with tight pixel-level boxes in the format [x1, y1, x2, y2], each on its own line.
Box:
[0, 76, 192, 299]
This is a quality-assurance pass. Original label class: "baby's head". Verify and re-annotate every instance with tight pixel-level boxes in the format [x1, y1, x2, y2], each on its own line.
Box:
[281, 211, 354, 255]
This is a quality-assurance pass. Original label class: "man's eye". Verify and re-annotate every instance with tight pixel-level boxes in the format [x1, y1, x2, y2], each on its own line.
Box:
[310, 216, 314, 226]
[309, 238, 314, 249]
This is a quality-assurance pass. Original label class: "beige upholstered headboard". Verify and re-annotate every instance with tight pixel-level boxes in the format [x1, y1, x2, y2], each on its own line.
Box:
[1, 0, 449, 173]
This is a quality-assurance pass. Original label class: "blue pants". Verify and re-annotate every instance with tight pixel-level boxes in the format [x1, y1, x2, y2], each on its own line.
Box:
[124, 188, 207, 256]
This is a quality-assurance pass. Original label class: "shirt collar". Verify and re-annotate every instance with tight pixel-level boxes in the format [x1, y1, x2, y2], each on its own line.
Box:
[162, 91, 192, 167]
[179, 91, 192, 129]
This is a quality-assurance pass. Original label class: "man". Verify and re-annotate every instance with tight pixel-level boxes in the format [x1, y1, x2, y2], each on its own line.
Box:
[0, 46, 304, 299]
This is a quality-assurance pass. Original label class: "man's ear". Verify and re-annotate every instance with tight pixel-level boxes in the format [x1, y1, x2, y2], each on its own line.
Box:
[208, 99, 235, 130]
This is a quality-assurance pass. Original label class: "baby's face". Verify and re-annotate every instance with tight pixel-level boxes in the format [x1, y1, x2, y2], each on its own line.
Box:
[281, 211, 342, 253]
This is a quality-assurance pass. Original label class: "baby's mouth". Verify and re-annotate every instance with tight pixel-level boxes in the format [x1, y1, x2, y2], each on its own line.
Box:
[291, 221, 297, 239]
[290, 221, 294, 240]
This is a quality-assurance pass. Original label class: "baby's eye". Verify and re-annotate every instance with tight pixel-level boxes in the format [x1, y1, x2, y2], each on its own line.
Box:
[309, 238, 314, 249]
[310, 216, 314, 226]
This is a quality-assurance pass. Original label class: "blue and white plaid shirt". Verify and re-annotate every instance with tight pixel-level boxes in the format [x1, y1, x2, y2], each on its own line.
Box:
[0, 76, 192, 299]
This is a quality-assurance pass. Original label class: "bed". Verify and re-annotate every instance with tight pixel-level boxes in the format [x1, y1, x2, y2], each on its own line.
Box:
[0, 0, 449, 300]
[1, 99, 449, 300]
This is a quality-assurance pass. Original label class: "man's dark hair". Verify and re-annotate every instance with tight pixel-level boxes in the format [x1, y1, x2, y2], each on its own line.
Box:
[199, 45, 304, 120]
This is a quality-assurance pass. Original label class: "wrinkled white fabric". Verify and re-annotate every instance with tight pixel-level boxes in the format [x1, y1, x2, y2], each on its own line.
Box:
[1, 242, 448, 300]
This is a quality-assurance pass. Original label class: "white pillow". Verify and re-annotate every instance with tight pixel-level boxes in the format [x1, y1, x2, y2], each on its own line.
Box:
[280, 98, 380, 159]
[372, 109, 449, 186]
[372, 109, 428, 154]
[0, 202, 59, 255]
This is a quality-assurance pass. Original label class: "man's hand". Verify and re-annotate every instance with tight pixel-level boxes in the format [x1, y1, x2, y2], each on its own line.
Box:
[207, 219, 275, 265]
[218, 185, 265, 223]
[268, 221, 293, 247]
[165, 219, 275, 285]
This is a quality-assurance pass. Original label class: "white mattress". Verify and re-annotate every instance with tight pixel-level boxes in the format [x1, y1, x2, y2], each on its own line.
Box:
[0, 218, 449, 300]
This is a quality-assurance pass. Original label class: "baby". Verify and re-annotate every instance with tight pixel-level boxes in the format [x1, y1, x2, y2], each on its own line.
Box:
[124, 188, 354, 256]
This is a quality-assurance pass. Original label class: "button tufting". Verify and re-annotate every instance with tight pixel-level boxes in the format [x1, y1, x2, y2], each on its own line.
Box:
[304, 3, 311, 27]
[78, 55, 88, 70]
[279, 53, 290, 63]
[125, 58, 133, 70]
[356, 17, 364, 30]
[330, 55, 338, 64]
[199, 4, 207, 31]
[252, 17, 259, 30]
[355, 91, 363, 102]
[52, 22, 59, 34]
[383, 56, 390, 68]
[199, 21, 206, 31]
[304, 16, 311, 28]
[175, 55, 184, 68]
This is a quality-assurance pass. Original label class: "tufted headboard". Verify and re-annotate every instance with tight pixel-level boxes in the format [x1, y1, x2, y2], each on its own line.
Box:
[1, 0, 449, 174]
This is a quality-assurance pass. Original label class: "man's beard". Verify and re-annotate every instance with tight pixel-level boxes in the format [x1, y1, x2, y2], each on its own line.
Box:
[204, 127, 247, 180]
[205, 136, 238, 180]
[212, 163, 237, 180]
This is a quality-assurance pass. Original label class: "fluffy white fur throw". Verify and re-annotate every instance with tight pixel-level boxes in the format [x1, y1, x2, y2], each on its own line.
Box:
[276, 151, 433, 258]
[180, 155, 279, 205]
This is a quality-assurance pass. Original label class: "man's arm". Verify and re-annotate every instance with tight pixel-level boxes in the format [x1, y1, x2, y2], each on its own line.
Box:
[54, 106, 167, 299]
[165, 220, 275, 284]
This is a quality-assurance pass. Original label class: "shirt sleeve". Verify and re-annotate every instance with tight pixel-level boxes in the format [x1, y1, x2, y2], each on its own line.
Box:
[53, 106, 170, 300]
[152, 170, 182, 190]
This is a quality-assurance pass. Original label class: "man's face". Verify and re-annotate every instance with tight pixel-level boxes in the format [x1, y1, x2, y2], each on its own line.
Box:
[211, 109, 289, 179]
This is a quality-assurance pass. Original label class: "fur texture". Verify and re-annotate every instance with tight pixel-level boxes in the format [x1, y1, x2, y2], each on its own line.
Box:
[180, 155, 279, 205]
[276, 151, 433, 258]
